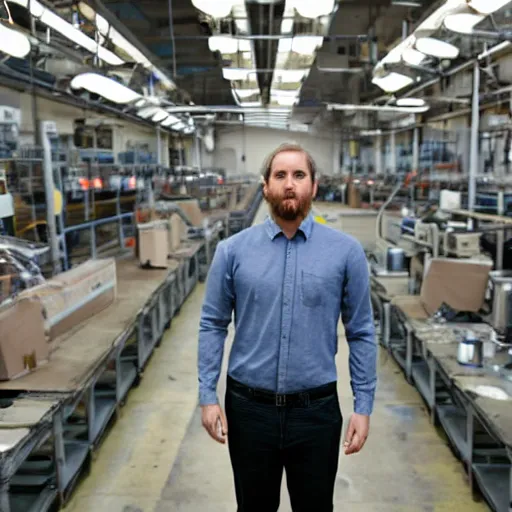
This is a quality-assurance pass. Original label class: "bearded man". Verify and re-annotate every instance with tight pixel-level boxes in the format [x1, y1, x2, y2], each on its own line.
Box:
[197, 142, 377, 512]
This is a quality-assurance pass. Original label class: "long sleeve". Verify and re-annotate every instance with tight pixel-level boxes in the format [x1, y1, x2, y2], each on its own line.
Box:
[341, 242, 377, 416]
[198, 240, 235, 406]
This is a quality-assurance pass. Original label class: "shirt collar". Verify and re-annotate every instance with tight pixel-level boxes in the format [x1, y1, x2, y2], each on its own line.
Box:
[264, 212, 314, 241]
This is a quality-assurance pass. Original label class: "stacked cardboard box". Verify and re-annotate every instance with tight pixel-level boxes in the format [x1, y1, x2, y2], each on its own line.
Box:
[19, 258, 117, 340]
[0, 297, 49, 380]
[0, 258, 117, 380]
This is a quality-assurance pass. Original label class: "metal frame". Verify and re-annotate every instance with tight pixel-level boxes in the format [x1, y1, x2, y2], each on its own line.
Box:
[384, 312, 512, 512]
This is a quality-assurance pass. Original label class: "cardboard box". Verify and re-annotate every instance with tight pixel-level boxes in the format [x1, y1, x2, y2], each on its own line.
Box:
[169, 214, 187, 252]
[138, 220, 170, 268]
[0, 297, 49, 380]
[19, 258, 117, 339]
[392, 257, 492, 320]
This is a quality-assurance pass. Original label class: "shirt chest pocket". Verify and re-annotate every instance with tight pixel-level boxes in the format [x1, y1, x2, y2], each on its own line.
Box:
[301, 271, 335, 308]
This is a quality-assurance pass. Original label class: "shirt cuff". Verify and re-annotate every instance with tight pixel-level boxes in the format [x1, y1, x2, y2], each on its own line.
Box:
[199, 388, 218, 406]
[354, 391, 374, 416]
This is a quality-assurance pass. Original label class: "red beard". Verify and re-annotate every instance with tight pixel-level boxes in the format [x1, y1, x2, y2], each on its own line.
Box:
[265, 189, 312, 221]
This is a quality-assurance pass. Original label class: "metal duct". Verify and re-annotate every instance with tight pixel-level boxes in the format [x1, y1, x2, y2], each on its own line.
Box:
[245, 0, 286, 105]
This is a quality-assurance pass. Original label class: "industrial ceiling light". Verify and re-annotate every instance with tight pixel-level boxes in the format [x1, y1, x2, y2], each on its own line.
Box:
[273, 69, 309, 82]
[232, 88, 260, 98]
[0, 22, 31, 59]
[161, 115, 181, 127]
[10, 0, 124, 66]
[396, 97, 426, 107]
[372, 72, 414, 93]
[208, 36, 251, 53]
[191, 0, 236, 18]
[291, 36, 324, 54]
[78, 2, 175, 89]
[223, 68, 255, 80]
[468, 0, 512, 14]
[402, 48, 426, 66]
[291, 0, 335, 18]
[415, 37, 460, 59]
[326, 102, 430, 113]
[444, 13, 485, 34]
[152, 110, 169, 123]
[71, 73, 140, 104]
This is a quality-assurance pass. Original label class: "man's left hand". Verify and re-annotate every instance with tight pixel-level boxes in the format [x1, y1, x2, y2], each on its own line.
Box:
[343, 413, 370, 455]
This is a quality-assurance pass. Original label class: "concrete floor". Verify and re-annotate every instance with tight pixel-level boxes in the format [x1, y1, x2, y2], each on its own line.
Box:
[67, 203, 490, 512]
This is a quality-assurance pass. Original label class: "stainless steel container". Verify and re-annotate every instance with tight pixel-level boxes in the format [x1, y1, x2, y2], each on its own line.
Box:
[386, 247, 405, 272]
[489, 270, 512, 334]
[457, 332, 483, 367]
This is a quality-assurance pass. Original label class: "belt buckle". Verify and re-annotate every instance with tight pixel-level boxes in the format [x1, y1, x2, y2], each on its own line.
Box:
[275, 394, 286, 407]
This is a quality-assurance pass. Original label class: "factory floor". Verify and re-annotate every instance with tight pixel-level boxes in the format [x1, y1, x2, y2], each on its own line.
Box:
[67, 204, 489, 512]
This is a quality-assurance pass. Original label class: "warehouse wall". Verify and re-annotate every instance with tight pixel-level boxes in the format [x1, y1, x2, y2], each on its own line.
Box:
[0, 85, 169, 165]
[199, 125, 341, 176]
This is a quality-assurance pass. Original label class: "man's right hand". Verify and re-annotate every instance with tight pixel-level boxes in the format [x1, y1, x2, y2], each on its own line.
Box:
[201, 404, 228, 444]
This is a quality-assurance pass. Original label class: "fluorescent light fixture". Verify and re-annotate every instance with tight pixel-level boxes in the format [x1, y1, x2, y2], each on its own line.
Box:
[171, 122, 186, 131]
[161, 115, 181, 127]
[291, 0, 335, 18]
[292, 36, 324, 54]
[233, 88, 260, 98]
[402, 48, 426, 66]
[271, 89, 300, 98]
[152, 110, 169, 123]
[326, 102, 430, 113]
[396, 97, 426, 107]
[223, 68, 255, 80]
[272, 95, 299, 106]
[192, 0, 236, 17]
[391, 0, 422, 5]
[372, 72, 414, 93]
[208, 36, 251, 53]
[11, 0, 123, 65]
[415, 37, 460, 59]
[468, 0, 512, 14]
[273, 69, 309, 83]
[71, 73, 140, 104]
[78, 2, 175, 89]
[444, 13, 485, 33]
[0, 23, 31, 59]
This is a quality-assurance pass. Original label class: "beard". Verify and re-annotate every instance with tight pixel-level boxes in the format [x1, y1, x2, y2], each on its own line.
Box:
[264, 189, 312, 221]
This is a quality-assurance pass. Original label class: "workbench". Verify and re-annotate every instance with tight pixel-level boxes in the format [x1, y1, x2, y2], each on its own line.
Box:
[0, 251, 199, 512]
[386, 307, 512, 512]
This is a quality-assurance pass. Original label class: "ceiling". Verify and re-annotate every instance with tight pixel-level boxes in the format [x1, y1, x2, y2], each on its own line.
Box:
[1, 0, 511, 135]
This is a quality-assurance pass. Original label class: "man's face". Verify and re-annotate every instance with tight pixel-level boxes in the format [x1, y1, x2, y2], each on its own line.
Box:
[263, 150, 317, 222]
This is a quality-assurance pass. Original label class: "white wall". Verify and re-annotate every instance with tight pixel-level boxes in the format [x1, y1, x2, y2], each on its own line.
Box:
[201, 125, 341, 177]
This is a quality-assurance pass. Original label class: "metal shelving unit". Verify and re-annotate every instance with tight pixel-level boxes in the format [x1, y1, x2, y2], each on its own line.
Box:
[472, 463, 510, 512]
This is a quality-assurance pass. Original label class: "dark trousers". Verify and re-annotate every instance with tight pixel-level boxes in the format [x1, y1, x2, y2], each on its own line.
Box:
[225, 376, 343, 512]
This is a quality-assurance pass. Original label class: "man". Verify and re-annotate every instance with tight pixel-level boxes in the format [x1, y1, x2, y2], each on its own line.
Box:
[198, 142, 377, 511]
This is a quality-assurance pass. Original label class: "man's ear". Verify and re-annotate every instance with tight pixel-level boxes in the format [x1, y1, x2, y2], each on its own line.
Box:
[312, 180, 318, 198]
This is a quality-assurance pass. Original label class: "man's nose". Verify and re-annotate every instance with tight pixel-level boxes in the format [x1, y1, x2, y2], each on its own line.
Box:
[284, 174, 294, 188]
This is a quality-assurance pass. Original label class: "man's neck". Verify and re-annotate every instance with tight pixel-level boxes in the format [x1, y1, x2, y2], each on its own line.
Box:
[272, 215, 304, 240]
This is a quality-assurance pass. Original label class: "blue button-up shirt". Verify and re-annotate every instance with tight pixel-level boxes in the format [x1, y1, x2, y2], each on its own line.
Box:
[198, 212, 377, 415]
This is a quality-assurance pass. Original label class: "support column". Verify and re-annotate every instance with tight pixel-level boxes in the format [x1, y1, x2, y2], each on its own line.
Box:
[194, 133, 202, 172]
[390, 132, 397, 174]
[468, 61, 480, 212]
[412, 127, 419, 173]
[375, 134, 382, 175]
[41, 121, 61, 274]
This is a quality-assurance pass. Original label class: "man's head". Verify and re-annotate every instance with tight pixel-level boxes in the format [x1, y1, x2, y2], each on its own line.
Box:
[262, 142, 318, 222]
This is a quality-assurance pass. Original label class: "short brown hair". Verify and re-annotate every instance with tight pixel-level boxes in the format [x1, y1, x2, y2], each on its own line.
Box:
[261, 142, 317, 183]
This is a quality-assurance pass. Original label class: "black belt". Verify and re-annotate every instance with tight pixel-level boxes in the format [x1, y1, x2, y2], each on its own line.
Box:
[227, 375, 337, 407]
